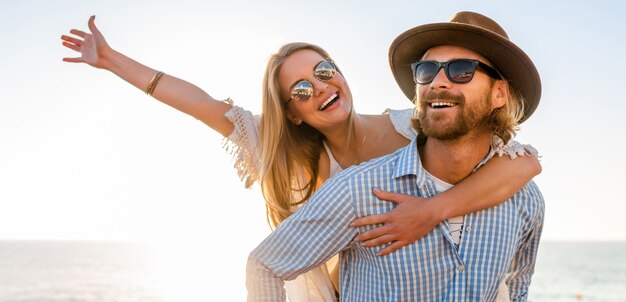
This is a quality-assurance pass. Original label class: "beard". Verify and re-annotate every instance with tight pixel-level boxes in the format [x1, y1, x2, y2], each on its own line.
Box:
[414, 89, 492, 141]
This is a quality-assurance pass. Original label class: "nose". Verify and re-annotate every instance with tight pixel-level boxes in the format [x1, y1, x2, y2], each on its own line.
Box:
[428, 67, 452, 90]
[311, 77, 329, 96]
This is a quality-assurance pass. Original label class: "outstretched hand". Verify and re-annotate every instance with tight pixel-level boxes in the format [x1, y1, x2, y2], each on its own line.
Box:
[61, 16, 111, 69]
[351, 188, 443, 256]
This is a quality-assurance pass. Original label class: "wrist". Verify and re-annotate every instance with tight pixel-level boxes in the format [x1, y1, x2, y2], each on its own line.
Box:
[428, 195, 452, 222]
[99, 47, 120, 71]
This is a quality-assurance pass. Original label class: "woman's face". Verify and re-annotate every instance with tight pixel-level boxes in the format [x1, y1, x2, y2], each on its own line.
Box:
[278, 49, 353, 132]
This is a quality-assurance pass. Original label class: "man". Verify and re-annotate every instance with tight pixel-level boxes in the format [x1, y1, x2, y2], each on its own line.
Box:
[247, 11, 544, 301]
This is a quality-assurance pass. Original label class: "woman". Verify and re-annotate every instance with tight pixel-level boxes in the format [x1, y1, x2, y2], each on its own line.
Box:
[61, 16, 540, 301]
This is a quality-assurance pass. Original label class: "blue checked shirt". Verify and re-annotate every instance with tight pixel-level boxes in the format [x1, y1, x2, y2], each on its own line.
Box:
[247, 138, 544, 301]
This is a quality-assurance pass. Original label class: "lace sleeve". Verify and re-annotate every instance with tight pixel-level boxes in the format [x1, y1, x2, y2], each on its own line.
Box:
[222, 102, 261, 188]
[490, 137, 540, 159]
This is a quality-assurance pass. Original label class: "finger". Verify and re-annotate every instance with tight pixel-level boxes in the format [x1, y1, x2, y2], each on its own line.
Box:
[356, 224, 392, 242]
[70, 29, 88, 38]
[361, 234, 396, 248]
[373, 188, 406, 204]
[62, 41, 81, 52]
[63, 57, 84, 63]
[351, 213, 387, 227]
[61, 35, 83, 46]
[88, 15, 101, 35]
[377, 241, 408, 256]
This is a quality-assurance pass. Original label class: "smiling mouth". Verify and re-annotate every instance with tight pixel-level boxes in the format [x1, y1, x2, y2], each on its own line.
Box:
[319, 93, 339, 111]
[429, 101, 458, 109]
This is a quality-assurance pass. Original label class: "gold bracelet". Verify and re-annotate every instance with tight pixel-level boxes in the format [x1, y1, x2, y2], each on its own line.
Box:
[146, 71, 165, 96]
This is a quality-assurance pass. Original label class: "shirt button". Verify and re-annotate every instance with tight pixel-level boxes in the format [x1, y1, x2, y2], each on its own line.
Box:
[465, 226, 471, 232]
[457, 265, 465, 272]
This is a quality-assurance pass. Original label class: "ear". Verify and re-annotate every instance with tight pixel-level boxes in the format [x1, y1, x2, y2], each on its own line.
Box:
[490, 80, 508, 109]
[286, 112, 302, 125]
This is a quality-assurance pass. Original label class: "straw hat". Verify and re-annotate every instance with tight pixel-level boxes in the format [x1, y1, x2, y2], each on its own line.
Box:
[389, 11, 541, 123]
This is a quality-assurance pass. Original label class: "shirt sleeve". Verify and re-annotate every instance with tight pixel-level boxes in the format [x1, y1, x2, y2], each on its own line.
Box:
[246, 178, 358, 301]
[385, 108, 418, 140]
[491, 137, 540, 160]
[505, 183, 545, 301]
[222, 104, 261, 188]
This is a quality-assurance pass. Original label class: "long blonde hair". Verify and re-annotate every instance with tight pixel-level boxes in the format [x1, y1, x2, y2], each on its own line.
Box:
[259, 42, 355, 228]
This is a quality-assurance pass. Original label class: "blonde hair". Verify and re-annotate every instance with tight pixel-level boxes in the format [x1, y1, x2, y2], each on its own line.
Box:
[259, 42, 355, 228]
[490, 81, 524, 144]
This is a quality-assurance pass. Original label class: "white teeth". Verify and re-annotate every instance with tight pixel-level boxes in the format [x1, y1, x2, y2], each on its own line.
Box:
[320, 93, 338, 110]
[430, 102, 457, 108]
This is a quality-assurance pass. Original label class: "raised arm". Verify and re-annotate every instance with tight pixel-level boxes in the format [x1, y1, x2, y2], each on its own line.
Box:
[61, 16, 234, 137]
[352, 154, 541, 255]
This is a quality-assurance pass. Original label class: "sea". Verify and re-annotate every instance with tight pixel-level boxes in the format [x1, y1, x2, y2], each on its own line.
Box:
[0, 241, 624, 302]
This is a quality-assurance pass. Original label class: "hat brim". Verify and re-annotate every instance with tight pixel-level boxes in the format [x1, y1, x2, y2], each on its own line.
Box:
[389, 22, 541, 123]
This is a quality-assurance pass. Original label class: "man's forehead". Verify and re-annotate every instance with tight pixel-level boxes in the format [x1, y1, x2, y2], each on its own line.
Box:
[422, 45, 492, 64]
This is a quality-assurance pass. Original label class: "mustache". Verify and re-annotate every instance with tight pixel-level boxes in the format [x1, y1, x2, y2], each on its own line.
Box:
[421, 91, 465, 104]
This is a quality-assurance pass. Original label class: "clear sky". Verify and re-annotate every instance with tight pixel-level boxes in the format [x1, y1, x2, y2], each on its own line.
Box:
[1, 0, 625, 299]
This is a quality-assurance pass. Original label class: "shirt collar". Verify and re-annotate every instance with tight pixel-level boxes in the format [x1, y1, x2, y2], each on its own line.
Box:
[392, 138, 427, 188]
[391, 136, 498, 186]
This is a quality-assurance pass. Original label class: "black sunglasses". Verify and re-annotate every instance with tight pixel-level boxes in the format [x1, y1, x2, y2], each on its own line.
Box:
[411, 59, 502, 84]
[286, 60, 337, 105]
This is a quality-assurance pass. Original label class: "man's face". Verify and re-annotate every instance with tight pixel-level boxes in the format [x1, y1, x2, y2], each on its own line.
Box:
[415, 45, 500, 140]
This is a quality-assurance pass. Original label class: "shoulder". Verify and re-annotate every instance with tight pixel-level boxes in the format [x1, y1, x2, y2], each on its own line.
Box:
[491, 137, 540, 159]
[384, 108, 417, 140]
[326, 144, 408, 188]
[511, 180, 545, 221]
[385, 107, 414, 117]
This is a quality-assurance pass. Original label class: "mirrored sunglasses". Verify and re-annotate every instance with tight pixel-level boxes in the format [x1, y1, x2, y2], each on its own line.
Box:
[286, 60, 337, 104]
[411, 59, 501, 85]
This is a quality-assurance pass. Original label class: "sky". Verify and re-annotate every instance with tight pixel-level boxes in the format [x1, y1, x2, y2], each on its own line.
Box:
[1, 0, 626, 299]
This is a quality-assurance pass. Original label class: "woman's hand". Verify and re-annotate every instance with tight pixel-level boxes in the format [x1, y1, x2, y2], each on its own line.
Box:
[61, 16, 112, 69]
[351, 188, 443, 256]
